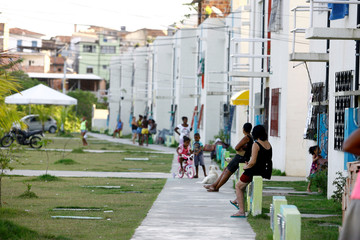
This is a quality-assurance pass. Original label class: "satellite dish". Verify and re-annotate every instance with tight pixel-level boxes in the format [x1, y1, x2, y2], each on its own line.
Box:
[211, 6, 224, 17]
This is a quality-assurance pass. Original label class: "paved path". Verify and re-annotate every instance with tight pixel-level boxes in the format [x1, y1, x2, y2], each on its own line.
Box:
[131, 154, 256, 240]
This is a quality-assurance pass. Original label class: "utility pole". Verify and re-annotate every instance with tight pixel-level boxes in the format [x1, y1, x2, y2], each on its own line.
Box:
[60, 45, 69, 94]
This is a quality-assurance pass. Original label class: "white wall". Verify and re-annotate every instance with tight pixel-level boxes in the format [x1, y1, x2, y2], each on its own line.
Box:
[109, 50, 136, 135]
[152, 36, 173, 132]
[9, 34, 42, 52]
[198, 18, 227, 144]
[173, 29, 198, 142]
[133, 47, 149, 116]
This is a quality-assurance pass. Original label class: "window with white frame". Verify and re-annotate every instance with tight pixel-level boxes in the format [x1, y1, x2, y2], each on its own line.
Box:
[100, 46, 116, 54]
[83, 45, 96, 53]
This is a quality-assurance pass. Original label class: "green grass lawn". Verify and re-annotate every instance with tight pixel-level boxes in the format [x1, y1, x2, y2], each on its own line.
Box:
[12, 150, 173, 173]
[247, 181, 342, 240]
[6, 134, 174, 173]
[41, 134, 155, 152]
[0, 176, 166, 240]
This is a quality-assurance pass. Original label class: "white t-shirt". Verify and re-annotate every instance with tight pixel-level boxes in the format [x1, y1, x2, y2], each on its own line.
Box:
[177, 124, 191, 142]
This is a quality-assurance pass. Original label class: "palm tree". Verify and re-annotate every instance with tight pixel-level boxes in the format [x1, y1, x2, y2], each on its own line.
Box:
[0, 53, 21, 135]
[0, 52, 22, 207]
[33, 105, 53, 132]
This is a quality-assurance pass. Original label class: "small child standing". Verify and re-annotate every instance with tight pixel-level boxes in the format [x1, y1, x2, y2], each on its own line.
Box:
[192, 133, 207, 178]
[307, 145, 327, 192]
[177, 136, 191, 173]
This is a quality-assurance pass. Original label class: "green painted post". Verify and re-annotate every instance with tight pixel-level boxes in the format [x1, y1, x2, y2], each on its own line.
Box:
[280, 205, 301, 240]
[251, 176, 263, 216]
[216, 145, 222, 161]
[235, 163, 245, 185]
[246, 183, 251, 212]
[220, 149, 226, 169]
[272, 196, 288, 240]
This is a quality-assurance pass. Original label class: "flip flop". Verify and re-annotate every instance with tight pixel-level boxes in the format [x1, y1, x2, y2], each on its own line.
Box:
[229, 200, 239, 210]
[231, 215, 246, 218]
[207, 188, 218, 192]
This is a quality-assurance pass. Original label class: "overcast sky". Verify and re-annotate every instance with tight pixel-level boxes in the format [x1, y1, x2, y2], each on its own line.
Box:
[1, 0, 197, 38]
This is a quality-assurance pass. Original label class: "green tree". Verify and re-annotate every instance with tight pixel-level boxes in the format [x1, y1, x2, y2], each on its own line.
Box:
[67, 90, 97, 128]
[9, 70, 43, 91]
[0, 53, 22, 207]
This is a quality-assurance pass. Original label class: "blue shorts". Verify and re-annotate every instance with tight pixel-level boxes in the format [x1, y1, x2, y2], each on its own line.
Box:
[132, 129, 137, 134]
[194, 154, 204, 166]
[136, 127, 142, 134]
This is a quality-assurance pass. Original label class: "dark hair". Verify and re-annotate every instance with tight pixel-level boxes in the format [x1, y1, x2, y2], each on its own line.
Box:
[139, 115, 143, 118]
[309, 145, 319, 155]
[183, 136, 190, 142]
[251, 125, 268, 141]
[143, 116, 147, 120]
[243, 123, 252, 133]
[182, 116, 188, 121]
[194, 132, 200, 137]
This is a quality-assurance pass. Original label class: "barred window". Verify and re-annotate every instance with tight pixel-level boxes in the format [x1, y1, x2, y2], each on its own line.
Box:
[270, 88, 280, 137]
[83, 45, 96, 53]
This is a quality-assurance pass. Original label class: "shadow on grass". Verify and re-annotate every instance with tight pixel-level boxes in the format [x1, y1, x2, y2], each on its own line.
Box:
[54, 159, 77, 165]
[31, 174, 60, 182]
[0, 219, 70, 240]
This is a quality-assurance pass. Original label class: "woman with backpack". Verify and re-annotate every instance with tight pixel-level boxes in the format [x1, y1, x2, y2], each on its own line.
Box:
[230, 125, 272, 218]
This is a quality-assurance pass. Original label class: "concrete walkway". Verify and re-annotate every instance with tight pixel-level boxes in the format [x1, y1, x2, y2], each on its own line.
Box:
[131, 152, 256, 240]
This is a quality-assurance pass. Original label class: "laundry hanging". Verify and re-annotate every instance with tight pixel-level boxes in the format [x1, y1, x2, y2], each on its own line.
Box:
[328, 2, 349, 20]
[197, 58, 205, 89]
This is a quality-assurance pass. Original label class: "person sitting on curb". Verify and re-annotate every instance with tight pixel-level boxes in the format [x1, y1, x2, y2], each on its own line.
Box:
[204, 123, 253, 192]
[231, 125, 272, 218]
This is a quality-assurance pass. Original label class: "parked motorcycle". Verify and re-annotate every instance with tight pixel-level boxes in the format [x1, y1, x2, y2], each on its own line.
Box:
[0, 127, 43, 149]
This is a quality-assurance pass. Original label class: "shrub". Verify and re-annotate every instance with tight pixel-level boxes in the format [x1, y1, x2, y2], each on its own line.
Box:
[37, 174, 59, 182]
[312, 170, 328, 195]
[272, 169, 286, 176]
[72, 148, 84, 153]
[18, 183, 38, 199]
[54, 159, 77, 165]
[331, 171, 346, 202]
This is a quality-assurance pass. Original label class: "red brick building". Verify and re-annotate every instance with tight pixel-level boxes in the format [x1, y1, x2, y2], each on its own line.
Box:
[191, 0, 232, 25]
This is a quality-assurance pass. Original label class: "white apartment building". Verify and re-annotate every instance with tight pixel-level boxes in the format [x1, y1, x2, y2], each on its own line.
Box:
[302, 0, 360, 197]
[173, 28, 198, 141]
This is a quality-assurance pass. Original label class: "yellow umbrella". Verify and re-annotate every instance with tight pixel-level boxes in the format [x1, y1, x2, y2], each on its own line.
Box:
[230, 90, 249, 105]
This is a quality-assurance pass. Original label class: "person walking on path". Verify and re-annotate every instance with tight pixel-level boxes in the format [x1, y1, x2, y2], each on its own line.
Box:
[131, 116, 138, 144]
[204, 123, 253, 192]
[112, 119, 123, 138]
[141, 116, 149, 146]
[231, 125, 272, 217]
[80, 116, 88, 146]
[339, 128, 360, 240]
[192, 132, 206, 178]
[174, 116, 192, 145]
[137, 115, 143, 145]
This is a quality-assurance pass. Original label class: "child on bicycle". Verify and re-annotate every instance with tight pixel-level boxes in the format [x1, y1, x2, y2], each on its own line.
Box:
[177, 136, 191, 173]
[192, 133, 207, 178]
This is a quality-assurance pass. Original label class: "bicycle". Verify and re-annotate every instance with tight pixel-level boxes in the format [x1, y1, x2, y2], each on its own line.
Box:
[177, 154, 195, 179]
